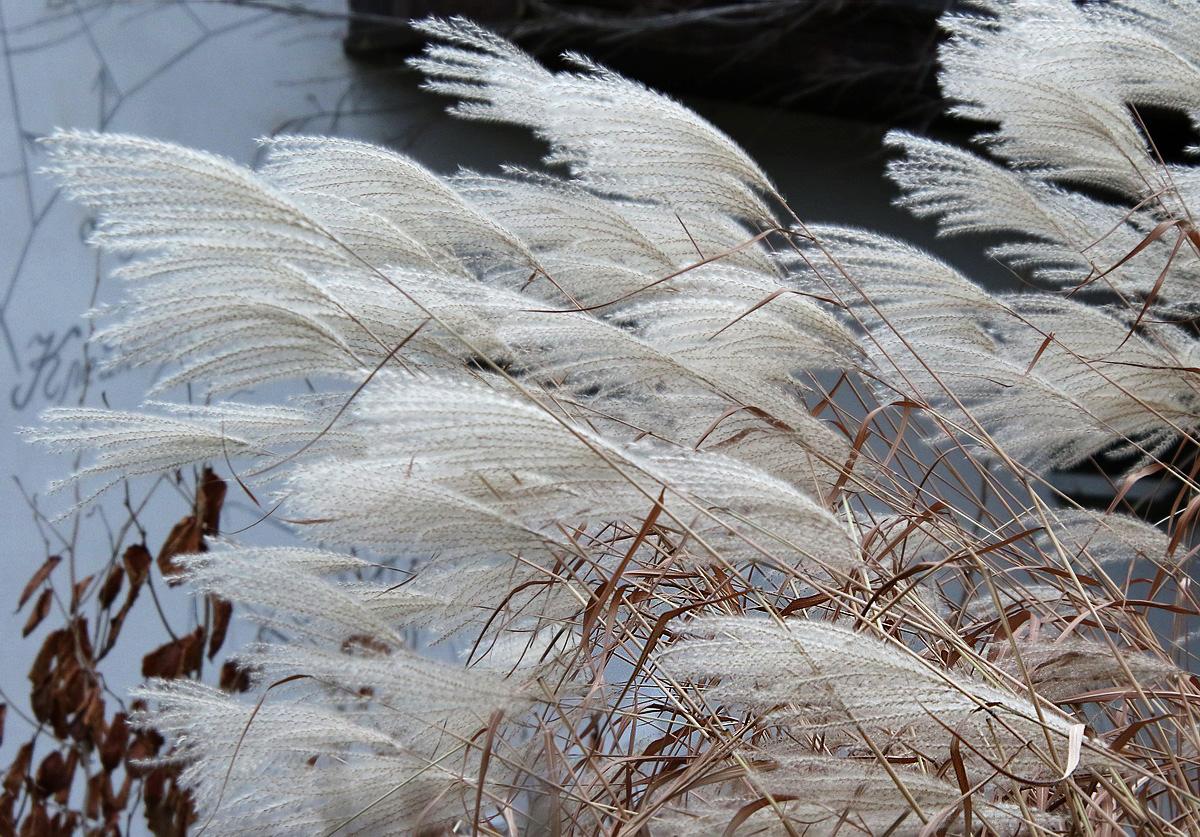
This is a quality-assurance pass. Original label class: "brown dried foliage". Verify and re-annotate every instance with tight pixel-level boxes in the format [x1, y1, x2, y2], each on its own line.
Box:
[4, 468, 243, 836]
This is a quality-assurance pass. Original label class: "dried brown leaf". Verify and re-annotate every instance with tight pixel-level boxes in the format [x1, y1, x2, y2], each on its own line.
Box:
[180, 627, 204, 678]
[112, 771, 132, 820]
[28, 629, 66, 692]
[77, 686, 106, 750]
[21, 801, 49, 837]
[142, 638, 183, 680]
[19, 555, 61, 610]
[98, 564, 123, 610]
[125, 727, 163, 779]
[70, 574, 94, 611]
[86, 771, 109, 821]
[208, 596, 232, 660]
[100, 713, 129, 774]
[157, 516, 201, 585]
[142, 766, 165, 810]
[198, 467, 227, 536]
[33, 752, 69, 799]
[4, 742, 31, 797]
[22, 589, 53, 637]
[122, 544, 152, 589]
[53, 751, 77, 807]
[219, 660, 252, 693]
[102, 550, 151, 658]
[142, 628, 204, 680]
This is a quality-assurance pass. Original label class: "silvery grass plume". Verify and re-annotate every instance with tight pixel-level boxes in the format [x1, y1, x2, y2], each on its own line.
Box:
[27, 3, 1200, 834]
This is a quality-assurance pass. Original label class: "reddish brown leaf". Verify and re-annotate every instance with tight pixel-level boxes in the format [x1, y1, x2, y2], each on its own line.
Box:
[102, 599, 134, 659]
[70, 574, 94, 611]
[97, 547, 152, 659]
[22, 588, 53, 637]
[219, 660, 251, 693]
[149, 781, 196, 837]
[85, 771, 107, 820]
[100, 713, 130, 774]
[122, 544, 152, 589]
[49, 810, 78, 837]
[46, 662, 84, 740]
[198, 467, 227, 537]
[142, 628, 204, 680]
[19, 555, 61, 609]
[142, 638, 182, 680]
[61, 660, 86, 710]
[100, 551, 147, 661]
[208, 596, 233, 660]
[98, 564, 124, 609]
[111, 771, 132, 821]
[28, 630, 67, 689]
[180, 623, 204, 676]
[29, 666, 60, 720]
[69, 616, 94, 663]
[20, 801, 49, 837]
[4, 742, 31, 797]
[29, 620, 95, 740]
[77, 686, 106, 749]
[54, 750, 78, 807]
[181, 627, 204, 678]
[125, 728, 163, 778]
[157, 516, 202, 585]
[34, 751, 69, 798]
[0, 800, 11, 837]
[141, 766, 165, 808]
[145, 769, 196, 837]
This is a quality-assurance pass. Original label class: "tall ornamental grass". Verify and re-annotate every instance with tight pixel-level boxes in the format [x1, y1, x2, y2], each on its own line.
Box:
[28, 2, 1200, 833]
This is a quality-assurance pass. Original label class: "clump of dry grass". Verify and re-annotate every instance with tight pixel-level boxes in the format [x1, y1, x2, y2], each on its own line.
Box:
[13, 2, 1200, 835]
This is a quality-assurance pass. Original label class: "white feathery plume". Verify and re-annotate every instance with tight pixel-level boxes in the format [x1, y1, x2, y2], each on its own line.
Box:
[662, 617, 1100, 778]
[1027, 507, 1175, 568]
[885, 132, 1200, 305]
[793, 220, 1200, 468]
[178, 548, 406, 645]
[139, 546, 563, 835]
[295, 374, 857, 573]
[258, 135, 537, 271]
[27, 408, 261, 509]
[938, 1, 1163, 198]
[41, 132, 429, 394]
[42, 131, 364, 269]
[875, 0, 1200, 490]
[992, 637, 1181, 703]
[452, 170, 678, 274]
[140, 679, 523, 836]
[1055, 0, 1200, 123]
[650, 751, 1049, 837]
[410, 17, 781, 220]
[26, 399, 367, 506]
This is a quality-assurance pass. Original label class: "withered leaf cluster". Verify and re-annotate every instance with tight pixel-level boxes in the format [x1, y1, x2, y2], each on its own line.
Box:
[4, 468, 245, 836]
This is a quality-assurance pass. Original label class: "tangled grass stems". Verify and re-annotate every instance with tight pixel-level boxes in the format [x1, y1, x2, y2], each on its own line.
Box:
[13, 1, 1200, 835]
